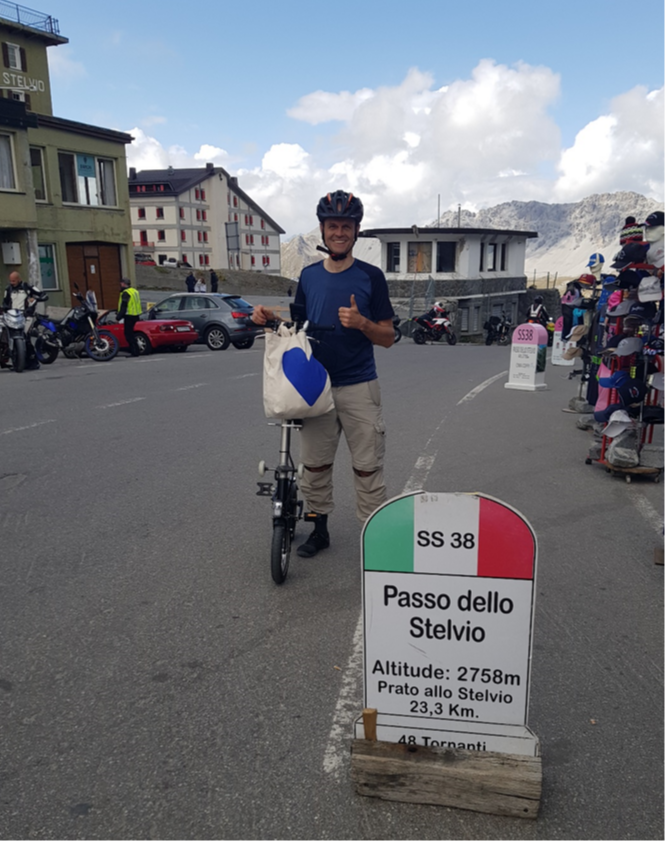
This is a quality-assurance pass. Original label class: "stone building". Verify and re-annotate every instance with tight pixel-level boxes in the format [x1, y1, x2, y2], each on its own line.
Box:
[128, 166, 285, 274]
[0, 4, 134, 308]
[359, 225, 538, 338]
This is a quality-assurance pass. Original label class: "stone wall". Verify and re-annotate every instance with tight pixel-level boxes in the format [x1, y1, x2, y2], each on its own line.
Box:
[134, 265, 294, 296]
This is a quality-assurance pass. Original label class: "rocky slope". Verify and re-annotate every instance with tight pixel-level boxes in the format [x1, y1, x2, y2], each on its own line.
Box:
[281, 192, 663, 282]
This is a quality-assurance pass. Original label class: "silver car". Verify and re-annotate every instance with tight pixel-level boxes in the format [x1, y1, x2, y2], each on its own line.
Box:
[147, 293, 262, 350]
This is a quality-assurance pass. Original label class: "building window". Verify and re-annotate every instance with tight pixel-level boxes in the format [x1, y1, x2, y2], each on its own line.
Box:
[3, 42, 26, 71]
[58, 152, 117, 206]
[473, 306, 481, 332]
[0, 133, 16, 190]
[139, 230, 148, 245]
[58, 152, 77, 202]
[195, 188, 200, 200]
[436, 242, 456, 273]
[203, 232, 208, 242]
[479, 242, 485, 272]
[196, 209, 201, 220]
[138, 207, 146, 219]
[181, 231, 186, 242]
[260, 219, 265, 229]
[157, 230, 165, 241]
[200, 189, 205, 200]
[249, 214, 253, 226]
[407, 241, 432, 273]
[245, 234, 249, 245]
[387, 242, 400, 272]
[234, 213, 238, 222]
[179, 207, 185, 219]
[459, 307, 470, 332]
[501, 243, 508, 271]
[197, 231, 202, 242]
[30, 147, 46, 200]
[202, 210, 207, 221]
[38, 244, 58, 290]
[251, 256, 255, 266]
[244, 214, 248, 225]
[204, 255, 209, 266]
[156, 207, 164, 219]
[487, 243, 497, 272]
[97, 158, 117, 206]
[182, 254, 188, 264]
[199, 254, 204, 265]
[233, 196, 238, 207]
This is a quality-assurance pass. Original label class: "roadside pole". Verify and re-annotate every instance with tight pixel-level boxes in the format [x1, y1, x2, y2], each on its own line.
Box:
[351, 491, 542, 819]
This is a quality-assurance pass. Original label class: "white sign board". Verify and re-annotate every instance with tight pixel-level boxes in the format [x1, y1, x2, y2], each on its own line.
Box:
[505, 323, 548, 391]
[551, 317, 574, 367]
[358, 492, 539, 756]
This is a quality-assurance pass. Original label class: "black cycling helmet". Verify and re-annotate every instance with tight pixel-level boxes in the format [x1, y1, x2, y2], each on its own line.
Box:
[316, 190, 364, 224]
[316, 190, 364, 261]
[534, 295, 543, 304]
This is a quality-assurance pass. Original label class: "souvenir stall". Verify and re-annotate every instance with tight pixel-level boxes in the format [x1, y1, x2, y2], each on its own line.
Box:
[564, 212, 664, 482]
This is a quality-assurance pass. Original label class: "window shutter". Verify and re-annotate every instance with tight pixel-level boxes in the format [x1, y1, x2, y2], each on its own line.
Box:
[2, 44, 9, 68]
[20, 47, 27, 71]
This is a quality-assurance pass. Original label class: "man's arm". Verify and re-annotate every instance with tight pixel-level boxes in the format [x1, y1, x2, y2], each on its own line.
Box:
[338, 295, 394, 348]
[117, 290, 129, 320]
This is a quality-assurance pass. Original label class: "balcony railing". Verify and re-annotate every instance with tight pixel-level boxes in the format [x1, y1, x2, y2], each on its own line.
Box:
[0, 1, 60, 35]
[133, 241, 155, 248]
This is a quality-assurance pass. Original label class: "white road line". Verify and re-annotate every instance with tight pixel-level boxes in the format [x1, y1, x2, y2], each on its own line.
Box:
[322, 616, 364, 777]
[628, 489, 664, 535]
[175, 383, 208, 391]
[456, 370, 508, 405]
[97, 397, 146, 409]
[233, 372, 260, 379]
[0, 419, 56, 436]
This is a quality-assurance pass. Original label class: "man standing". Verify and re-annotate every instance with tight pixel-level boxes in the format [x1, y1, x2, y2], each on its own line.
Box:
[185, 272, 196, 293]
[252, 190, 394, 557]
[210, 270, 219, 293]
[116, 278, 142, 357]
[2, 270, 46, 370]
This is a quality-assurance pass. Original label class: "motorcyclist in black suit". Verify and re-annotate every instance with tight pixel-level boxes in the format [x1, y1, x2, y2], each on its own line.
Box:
[2, 271, 47, 370]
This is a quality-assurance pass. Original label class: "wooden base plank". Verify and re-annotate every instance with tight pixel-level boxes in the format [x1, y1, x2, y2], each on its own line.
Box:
[351, 739, 542, 820]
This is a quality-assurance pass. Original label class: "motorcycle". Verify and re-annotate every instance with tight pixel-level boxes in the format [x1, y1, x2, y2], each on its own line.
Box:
[392, 314, 402, 343]
[32, 287, 119, 363]
[412, 314, 457, 345]
[0, 308, 28, 372]
[526, 314, 555, 347]
[484, 313, 512, 346]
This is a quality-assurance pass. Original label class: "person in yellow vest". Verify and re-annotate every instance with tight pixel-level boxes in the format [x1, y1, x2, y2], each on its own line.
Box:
[117, 278, 142, 357]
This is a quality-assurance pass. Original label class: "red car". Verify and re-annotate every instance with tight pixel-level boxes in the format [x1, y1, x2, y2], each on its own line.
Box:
[98, 310, 199, 354]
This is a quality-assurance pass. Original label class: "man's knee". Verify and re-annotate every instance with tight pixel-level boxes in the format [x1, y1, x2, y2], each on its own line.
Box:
[353, 467, 378, 478]
[305, 464, 333, 473]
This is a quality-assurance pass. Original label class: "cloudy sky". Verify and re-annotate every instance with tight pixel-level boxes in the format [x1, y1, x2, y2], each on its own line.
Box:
[47, 0, 663, 237]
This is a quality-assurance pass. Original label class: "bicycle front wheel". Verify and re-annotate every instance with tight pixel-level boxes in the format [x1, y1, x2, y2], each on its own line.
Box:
[271, 519, 291, 585]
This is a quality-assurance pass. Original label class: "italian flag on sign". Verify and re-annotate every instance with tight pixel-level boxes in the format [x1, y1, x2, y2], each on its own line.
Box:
[363, 493, 535, 580]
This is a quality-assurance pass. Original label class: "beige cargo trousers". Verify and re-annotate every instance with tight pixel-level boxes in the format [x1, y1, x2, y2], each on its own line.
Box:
[299, 378, 387, 523]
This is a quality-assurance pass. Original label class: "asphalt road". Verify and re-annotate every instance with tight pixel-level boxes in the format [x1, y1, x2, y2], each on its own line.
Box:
[0, 334, 662, 840]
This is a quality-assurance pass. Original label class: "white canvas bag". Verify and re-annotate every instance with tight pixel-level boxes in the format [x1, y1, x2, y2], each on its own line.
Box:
[263, 323, 334, 419]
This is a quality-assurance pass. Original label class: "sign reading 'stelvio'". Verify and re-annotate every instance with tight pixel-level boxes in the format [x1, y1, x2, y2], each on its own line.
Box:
[505, 323, 548, 391]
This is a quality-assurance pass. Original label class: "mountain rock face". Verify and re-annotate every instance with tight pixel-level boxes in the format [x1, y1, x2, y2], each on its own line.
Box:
[281, 192, 663, 282]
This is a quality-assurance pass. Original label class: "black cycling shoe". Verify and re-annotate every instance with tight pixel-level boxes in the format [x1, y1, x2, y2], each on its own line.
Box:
[297, 514, 330, 558]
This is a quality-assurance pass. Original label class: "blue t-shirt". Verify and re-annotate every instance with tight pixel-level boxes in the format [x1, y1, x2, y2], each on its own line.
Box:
[294, 259, 394, 387]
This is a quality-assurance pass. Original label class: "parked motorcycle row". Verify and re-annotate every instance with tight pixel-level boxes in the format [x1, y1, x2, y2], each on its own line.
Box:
[0, 286, 120, 373]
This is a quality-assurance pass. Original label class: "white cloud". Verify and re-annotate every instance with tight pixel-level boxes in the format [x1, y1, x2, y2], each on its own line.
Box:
[125, 128, 233, 170]
[47, 46, 86, 83]
[141, 115, 167, 128]
[125, 63, 664, 237]
[287, 88, 374, 124]
[554, 86, 664, 200]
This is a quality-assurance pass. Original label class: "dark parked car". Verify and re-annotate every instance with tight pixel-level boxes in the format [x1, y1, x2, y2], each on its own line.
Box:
[147, 293, 262, 350]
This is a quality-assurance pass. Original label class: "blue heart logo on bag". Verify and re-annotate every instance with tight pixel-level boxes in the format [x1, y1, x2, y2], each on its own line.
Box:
[282, 348, 328, 406]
